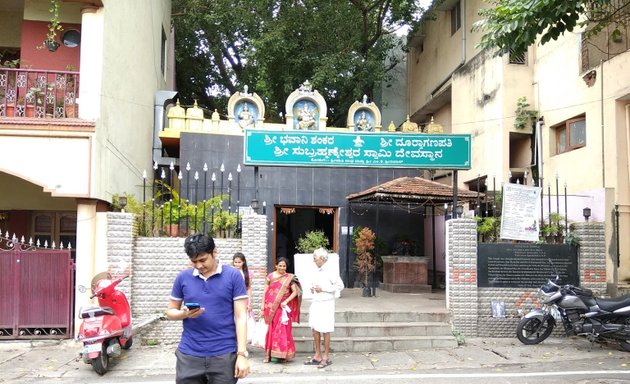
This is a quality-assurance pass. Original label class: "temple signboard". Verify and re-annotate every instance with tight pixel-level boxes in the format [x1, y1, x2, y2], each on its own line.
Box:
[244, 130, 471, 169]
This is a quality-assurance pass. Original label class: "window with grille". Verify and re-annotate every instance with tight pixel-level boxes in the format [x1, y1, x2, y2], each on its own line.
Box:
[32, 212, 77, 258]
[509, 49, 527, 65]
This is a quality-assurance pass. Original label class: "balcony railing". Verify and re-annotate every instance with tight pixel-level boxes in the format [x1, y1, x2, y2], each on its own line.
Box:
[0, 68, 79, 119]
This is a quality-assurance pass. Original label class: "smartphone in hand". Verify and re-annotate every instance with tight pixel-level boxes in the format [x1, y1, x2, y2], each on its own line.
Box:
[185, 302, 200, 310]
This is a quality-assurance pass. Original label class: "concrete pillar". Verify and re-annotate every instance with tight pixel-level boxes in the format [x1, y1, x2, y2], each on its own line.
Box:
[446, 218, 478, 337]
[78, 6, 104, 120]
[241, 214, 268, 312]
[74, 199, 98, 334]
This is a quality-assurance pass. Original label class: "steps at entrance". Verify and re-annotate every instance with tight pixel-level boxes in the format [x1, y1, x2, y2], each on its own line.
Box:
[293, 309, 457, 353]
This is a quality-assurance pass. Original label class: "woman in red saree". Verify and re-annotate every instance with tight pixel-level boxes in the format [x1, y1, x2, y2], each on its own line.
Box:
[260, 257, 302, 363]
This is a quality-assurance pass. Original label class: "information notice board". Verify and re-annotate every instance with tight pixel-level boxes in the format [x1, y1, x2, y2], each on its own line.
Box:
[477, 243, 578, 288]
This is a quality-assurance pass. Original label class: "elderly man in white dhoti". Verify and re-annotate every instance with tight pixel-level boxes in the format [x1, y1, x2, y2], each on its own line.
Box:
[303, 248, 344, 369]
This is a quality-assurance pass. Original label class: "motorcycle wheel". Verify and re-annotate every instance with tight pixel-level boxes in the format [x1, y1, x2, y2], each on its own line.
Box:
[516, 316, 554, 345]
[121, 336, 133, 350]
[91, 343, 109, 375]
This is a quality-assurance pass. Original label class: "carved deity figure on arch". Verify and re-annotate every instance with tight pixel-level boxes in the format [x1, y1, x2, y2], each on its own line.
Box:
[238, 102, 255, 130]
[297, 103, 316, 130]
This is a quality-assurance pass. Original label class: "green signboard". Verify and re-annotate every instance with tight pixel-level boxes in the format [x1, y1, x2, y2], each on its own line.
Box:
[244, 130, 471, 169]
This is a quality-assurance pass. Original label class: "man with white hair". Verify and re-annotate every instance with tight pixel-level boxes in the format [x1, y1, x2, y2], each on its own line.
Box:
[304, 247, 344, 369]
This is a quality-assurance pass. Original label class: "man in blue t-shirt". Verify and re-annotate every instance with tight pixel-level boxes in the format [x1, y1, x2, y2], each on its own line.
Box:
[166, 234, 250, 383]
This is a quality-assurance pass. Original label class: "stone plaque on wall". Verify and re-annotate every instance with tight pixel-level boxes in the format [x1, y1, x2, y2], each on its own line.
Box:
[477, 243, 578, 288]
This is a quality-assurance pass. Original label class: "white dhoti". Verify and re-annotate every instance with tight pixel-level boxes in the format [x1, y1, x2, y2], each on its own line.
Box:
[308, 299, 335, 333]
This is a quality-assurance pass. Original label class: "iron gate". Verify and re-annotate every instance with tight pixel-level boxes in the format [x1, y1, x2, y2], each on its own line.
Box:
[0, 238, 74, 339]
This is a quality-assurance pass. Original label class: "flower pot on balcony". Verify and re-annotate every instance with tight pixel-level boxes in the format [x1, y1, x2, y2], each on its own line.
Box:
[5, 103, 15, 117]
[25, 105, 35, 117]
[65, 104, 75, 118]
[44, 39, 60, 52]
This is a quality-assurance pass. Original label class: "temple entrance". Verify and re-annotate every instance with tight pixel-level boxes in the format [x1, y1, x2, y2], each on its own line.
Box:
[273, 205, 337, 273]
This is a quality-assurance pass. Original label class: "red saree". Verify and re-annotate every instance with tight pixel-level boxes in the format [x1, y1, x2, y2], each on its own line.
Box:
[262, 272, 302, 360]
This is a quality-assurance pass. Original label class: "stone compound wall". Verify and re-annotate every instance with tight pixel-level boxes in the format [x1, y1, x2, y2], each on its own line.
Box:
[445, 219, 479, 336]
[447, 219, 606, 337]
[105, 213, 134, 303]
[105, 212, 268, 345]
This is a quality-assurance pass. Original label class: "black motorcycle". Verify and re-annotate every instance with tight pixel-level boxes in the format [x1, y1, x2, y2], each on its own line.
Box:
[516, 265, 630, 351]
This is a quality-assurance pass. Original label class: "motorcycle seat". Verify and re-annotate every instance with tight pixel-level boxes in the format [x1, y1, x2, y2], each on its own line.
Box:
[596, 295, 630, 312]
[79, 306, 116, 318]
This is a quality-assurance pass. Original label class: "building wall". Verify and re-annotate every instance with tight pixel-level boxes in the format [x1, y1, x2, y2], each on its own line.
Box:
[179, 132, 428, 284]
[407, 0, 489, 118]
[447, 219, 606, 337]
[533, 30, 630, 281]
[104, 213, 269, 345]
[0, 7, 22, 47]
[407, 0, 630, 284]
[94, 0, 173, 203]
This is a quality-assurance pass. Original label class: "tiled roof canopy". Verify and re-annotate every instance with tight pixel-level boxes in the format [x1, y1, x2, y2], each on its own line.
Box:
[346, 176, 481, 205]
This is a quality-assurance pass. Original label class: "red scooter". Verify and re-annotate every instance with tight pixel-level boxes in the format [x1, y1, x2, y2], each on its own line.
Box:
[77, 272, 133, 375]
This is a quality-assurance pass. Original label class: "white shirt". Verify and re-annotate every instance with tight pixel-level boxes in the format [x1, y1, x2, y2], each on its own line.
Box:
[311, 262, 344, 302]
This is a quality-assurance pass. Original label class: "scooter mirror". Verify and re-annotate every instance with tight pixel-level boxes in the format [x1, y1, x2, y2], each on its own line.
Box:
[77, 285, 87, 293]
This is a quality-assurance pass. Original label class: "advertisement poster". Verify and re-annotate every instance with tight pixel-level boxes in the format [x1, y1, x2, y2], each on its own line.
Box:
[500, 183, 541, 242]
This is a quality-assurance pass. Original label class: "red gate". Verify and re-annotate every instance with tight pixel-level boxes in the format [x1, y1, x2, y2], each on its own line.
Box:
[0, 238, 74, 339]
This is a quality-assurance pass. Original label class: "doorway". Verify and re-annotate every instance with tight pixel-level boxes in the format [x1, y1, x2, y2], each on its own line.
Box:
[273, 206, 337, 273]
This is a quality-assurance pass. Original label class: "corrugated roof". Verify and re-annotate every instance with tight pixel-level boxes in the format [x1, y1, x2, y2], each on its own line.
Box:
[346, 176, 480, 204]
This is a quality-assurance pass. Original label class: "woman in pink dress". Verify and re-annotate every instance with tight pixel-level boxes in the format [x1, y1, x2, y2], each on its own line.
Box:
[260, 257, 302, 363]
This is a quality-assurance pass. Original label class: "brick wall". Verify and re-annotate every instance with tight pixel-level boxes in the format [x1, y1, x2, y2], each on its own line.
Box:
[447, 219, 606, 337]
[446, 218, 478, 336]
[105, 212, 267, 345]
[105, 212, 134, 302]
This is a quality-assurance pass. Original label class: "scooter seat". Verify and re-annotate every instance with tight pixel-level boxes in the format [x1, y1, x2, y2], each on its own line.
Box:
[79, 306, 116, 318]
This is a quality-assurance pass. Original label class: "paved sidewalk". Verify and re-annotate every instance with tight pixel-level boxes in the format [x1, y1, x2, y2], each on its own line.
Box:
[1, 336, 629, 383]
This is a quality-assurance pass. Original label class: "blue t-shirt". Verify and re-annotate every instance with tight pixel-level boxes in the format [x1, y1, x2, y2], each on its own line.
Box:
[170, 263, 248, 357]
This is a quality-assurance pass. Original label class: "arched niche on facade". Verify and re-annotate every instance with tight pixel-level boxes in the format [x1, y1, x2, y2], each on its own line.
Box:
[227, 86, 266, 131]
[284, 80, 328, 131]
[346, 95, 382, 132]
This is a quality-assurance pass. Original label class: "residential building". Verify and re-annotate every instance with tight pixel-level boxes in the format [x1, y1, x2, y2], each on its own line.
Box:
[407, 0, 630, 290]
[0, 0, 174, 326]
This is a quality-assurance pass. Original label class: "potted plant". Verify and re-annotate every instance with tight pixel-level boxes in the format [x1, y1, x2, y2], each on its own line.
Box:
[475, 216, 501, 242]
[353, 227, 376, 297]
[112, 194, 154, 237]
[44, 0, 62, 52]
[211, 210, 238, 238]
[0, 55, 19, 117]
[153, 181, 193, 236]
[541, 213, 565, 244]
[296, 230, 329, 254]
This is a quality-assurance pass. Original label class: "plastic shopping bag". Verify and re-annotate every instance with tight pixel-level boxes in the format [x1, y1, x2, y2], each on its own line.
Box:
[246, 312, 255, 343]
[251, 319, 268, 348]
[280, 305, 291, 325]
